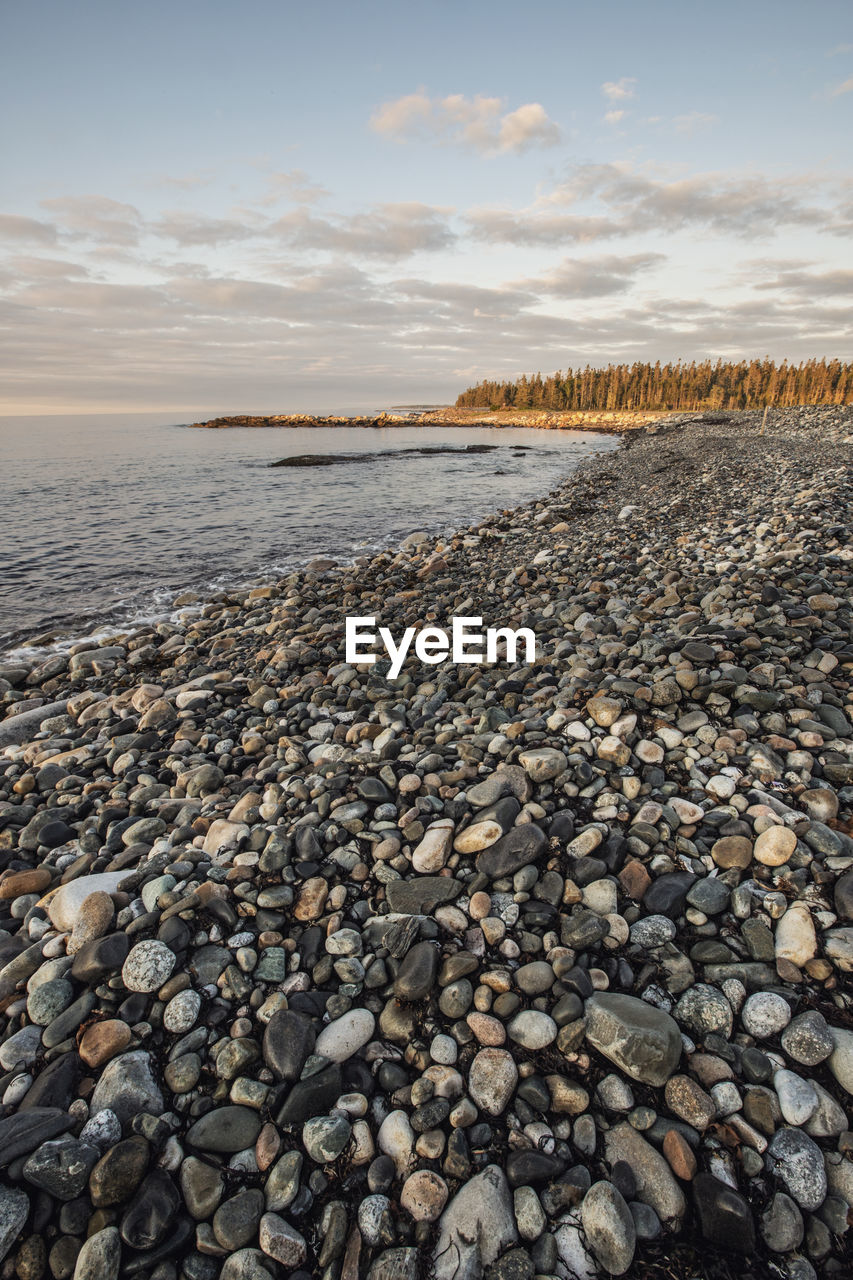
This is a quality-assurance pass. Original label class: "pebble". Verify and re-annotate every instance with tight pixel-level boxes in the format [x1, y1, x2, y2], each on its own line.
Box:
[400, 1170, 449, 1221]
[468, 1048, 519, 1115]
[433, 1165, 517, 1280]
[580, 1180, 636, 1275]
[121, 940, 176, 993]
[768, 1128, 828, 1209]
[585, 993, 681, 1086]
[741, 992, 792, 1039]
[314, 1007, 375, 1061]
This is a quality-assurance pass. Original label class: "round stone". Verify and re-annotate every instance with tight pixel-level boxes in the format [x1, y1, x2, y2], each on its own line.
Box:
[774, 904, 817, 967]
[754, 826, 797, 866]
[26, 977, 73, 1026]
[768, 1128, 827, 1210]
[468, 1048, 519, 1116]
[629, 915, 676, 947]
[774, 1069, 819, 1126]
[760, 1192, 803, 1253]
[674, 984, 733, 1039]
[581, 1181, 636, 1276]
[430, 1034, 458, 1064]
[79, 1020, 133, 1068]
[163, 988, 201, 1033]
[506, 1010, 557, 1050]
[121, 940, 176, 993]
[412, 820, 454, 873]
[400, 1170, 449, 1222]
[315, 1008, 375, 1062]
[711, 836, 753, 869]
[781, 1011, 834, 1067]
[741, 992, 791, 1039]
[258, 1213, 307, 1268]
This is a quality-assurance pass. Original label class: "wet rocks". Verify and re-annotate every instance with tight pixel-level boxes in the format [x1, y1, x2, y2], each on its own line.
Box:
[585, 993, 682, 1085]
[0, 407, 852, 1278]
[186, 1106, 262, 1153]
[692, 1172, 756, 1254]
[768, 1129, 828, 1210]
[121, 939, 176, 992]
[468, 1048, 519, 1115]
[433, 1165, 517, 1280]
[580, 1181, 636, 1275]
[314, 1007, 375, 1061]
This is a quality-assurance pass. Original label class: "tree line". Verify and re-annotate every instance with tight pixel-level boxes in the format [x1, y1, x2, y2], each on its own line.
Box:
[455, 359, 853, 412]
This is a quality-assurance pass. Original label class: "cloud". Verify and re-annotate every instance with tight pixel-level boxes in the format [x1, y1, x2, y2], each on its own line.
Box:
[601, 78, 637, 101]
[830, 74, 853, 97]
[604, 110, 625, 125]
[151, 211, 258, 247]
[467, 208, 618, 247]
[257, 169, 330, 207]
[41, 196, 142, 246]
[470, 163, 841, 244]
[496, 103, 561, 152]
[370, 91, 559, 154]
[0, 214, 58, 245]
[269, 203, 456, 258]
[754, 265, 853, 298]
[3, 254, 851, 413]
[515, 252, 666, 298]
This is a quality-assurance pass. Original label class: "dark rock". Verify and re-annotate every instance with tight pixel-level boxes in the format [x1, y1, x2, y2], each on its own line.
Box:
[20, 1052, 81, 1111]
[263, 1010, 316, 1082]
[692, 1172, 755, 1254]
[71, 932, 130, 985]
[0, 1108, 73, 1168]
[505, 1149, 567, 1187]
[643, 873, 697, 918]
[275, 1062, 343, 1128]
[185, 1107, 262, 1154]
[394, 941, 439, 1000]
[476, 824, 547, 879]
[385, 878, 462, 914]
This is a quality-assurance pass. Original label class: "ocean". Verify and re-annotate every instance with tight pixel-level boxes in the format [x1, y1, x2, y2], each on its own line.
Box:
[0, 413, 617, 655]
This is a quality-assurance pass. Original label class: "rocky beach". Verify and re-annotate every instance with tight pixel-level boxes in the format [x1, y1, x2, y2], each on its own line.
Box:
[1, 405, 852, 1280]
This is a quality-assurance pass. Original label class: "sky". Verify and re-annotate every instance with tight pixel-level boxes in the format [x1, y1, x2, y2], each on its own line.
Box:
[1, 0, 851, 414]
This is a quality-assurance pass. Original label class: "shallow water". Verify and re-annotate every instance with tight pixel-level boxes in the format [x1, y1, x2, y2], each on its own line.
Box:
[0, 413, 616, 654]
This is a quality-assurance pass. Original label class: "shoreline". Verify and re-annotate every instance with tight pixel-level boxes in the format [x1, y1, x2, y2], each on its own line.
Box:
[1, 406, 852, 1278]
[188, 408, 675, 432]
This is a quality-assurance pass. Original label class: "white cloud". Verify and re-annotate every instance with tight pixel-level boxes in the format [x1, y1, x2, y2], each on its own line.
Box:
[604, 110, 625, 125]
[41, 196, 142, 246]
[151, 211, 258, 247]
[269, 203, 456, 258]
[601, 78, 637, 101]
[830, 74, 853, 97]
[515, 252, 666, 298]
[257, 169, 330, 207]
[370, 91, 559, 154]
[0, 214, 58, 245]
[497, 103, 561, 152]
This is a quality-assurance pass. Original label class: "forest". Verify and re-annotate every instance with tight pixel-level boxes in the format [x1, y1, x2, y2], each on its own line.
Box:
[455, 358, 853, 412]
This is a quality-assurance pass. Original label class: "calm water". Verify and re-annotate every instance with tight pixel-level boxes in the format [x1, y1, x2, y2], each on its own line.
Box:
[0, 413, 617, 654]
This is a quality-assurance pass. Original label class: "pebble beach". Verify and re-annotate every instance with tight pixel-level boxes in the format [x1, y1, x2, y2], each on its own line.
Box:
[1, 406, 852, 1280]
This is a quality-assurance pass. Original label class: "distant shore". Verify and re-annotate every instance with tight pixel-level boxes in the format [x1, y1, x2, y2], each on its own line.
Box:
[188, 408, 674, 432]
